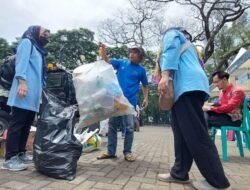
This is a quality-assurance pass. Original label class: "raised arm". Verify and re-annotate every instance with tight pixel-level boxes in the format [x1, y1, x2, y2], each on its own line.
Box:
[99, 42, 110, 64]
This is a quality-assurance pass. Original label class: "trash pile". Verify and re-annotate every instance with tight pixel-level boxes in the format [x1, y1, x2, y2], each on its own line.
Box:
[74, 128, 102, 153]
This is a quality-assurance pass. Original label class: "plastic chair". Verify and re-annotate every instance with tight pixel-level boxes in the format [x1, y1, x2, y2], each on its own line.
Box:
[210, 99, 250, 161]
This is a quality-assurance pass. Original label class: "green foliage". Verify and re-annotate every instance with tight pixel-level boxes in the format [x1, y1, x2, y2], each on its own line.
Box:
[205, 11, 250, 75]
[0, 38, 12, 61]
[106, 46, 128, 59]
[142, 50, 157, 71]
[139, 84, 170, 125]
[46, 28, 98, 69]
[230, 12, 250, 43]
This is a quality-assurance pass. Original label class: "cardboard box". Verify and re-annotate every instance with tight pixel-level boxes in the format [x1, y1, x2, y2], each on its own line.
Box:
[0, 138, 6, 158]
[26, 127, 36, 152]
[0, 130, 7, 158]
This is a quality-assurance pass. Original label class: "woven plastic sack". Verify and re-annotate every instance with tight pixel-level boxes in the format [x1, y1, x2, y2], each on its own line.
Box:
[73, 60, 135, 128]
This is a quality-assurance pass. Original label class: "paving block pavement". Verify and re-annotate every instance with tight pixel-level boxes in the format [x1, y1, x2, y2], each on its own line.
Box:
[0, 126, 250, 190]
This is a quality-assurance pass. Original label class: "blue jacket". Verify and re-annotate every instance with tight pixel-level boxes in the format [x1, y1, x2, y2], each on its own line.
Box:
[160, 30, 209, 102]
[7, 39, 43, 112]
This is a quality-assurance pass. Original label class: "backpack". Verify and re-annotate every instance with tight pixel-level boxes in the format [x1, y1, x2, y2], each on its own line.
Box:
[0, 45, 33, 90]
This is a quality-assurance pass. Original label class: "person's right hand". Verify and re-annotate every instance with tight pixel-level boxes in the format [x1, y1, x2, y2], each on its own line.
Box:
[99, 42, 105, 55]
[98, 42, 110, 63]
[17, 79, 27, 98]
[99, 42, 105, 48]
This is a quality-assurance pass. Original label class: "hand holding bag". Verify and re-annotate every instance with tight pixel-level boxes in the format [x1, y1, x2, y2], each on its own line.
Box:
[159, 77, 174, 111]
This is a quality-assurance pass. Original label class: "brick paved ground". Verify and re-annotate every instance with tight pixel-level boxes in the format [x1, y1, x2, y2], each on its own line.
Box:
[0, 126, 250, 190]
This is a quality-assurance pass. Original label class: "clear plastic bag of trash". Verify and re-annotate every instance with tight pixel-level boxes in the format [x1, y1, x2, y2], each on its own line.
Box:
[33, 90, 83, 181]
[73, 60, 135, 128]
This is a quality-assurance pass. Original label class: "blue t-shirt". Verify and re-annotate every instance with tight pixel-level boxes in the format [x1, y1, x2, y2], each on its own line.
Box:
[160, 30, 209, 102]
[110, 59, 148, 107]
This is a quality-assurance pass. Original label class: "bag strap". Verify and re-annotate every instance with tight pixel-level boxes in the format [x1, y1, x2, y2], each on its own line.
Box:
[180, 41, 191, 55]
[29, 41, 33, 57]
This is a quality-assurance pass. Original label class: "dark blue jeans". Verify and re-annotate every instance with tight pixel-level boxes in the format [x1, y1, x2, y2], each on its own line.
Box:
[107, 115, 134, 156]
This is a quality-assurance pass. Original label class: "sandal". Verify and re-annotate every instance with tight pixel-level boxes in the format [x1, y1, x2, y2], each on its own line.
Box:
[124, 153, 136, 162]
[97, 153, 117, 160]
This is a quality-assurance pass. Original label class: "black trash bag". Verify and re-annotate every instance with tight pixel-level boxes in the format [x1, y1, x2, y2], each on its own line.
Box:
[34, 90, 82, 180]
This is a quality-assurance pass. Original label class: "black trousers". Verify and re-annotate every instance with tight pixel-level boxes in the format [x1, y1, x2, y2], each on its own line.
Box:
[205, 112, 241, 128]
[170, 91, 230, 188]
[5, 107, 36, 160]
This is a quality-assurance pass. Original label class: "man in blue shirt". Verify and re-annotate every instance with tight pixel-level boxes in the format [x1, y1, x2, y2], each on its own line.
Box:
[97, 43, 148, 162]
[157, 27, 230, 190]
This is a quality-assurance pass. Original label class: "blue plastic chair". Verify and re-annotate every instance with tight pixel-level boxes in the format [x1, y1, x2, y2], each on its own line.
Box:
[210, 99, 250, 161]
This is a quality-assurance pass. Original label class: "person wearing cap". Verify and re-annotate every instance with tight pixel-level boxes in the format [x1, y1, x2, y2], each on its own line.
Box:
[157, 27, 231, 190]
[97, 42, 149, 162]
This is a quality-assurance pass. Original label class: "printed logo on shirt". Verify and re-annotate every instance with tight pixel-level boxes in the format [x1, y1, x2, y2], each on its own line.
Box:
[132, 71, 139, 78]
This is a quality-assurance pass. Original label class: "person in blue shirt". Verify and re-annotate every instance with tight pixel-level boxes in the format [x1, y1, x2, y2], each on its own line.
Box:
[157, 27, 230, 190]
[2, 26, 50, 171]
[97, 42, 149, 162]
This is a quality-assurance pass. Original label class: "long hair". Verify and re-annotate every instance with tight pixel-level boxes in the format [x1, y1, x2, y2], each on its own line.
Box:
[153, 50, 162, 84]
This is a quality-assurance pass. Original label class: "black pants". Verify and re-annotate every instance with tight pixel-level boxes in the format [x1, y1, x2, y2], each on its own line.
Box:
[205, 112, 241, 128]
[170, 91, 230, 188]
[5, 107, 36, 160]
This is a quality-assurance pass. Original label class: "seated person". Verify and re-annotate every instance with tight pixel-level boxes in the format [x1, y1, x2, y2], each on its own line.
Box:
[203, 71, 245, 128]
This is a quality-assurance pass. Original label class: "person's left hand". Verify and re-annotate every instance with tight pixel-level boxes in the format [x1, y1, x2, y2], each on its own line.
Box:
[142, 98, 148, 109]
[17, 79, 27, 99]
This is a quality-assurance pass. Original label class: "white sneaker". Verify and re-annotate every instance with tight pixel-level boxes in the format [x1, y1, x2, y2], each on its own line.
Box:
[192, 180, 231, 190]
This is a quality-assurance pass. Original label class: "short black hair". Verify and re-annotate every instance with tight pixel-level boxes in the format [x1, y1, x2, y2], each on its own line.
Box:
[212, 71, 230, 80]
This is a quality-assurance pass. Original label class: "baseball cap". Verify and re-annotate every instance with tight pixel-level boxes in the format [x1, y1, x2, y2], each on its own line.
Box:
[128, 47, 146, 58]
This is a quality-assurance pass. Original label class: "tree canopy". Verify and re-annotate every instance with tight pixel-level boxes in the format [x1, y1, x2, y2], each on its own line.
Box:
[99, 0, 250, 73]
[46, 28, 98, 69]
[0, 38, 12, 60]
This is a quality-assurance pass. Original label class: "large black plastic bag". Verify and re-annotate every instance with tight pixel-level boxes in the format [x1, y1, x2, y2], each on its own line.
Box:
[34, 90, 82, 180]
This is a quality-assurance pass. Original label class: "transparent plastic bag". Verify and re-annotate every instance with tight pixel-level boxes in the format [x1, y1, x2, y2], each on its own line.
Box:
[73, 60, 135, 128]
[99, 119, 109, 136]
